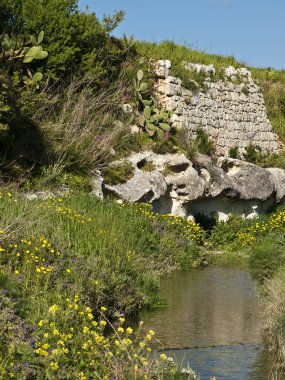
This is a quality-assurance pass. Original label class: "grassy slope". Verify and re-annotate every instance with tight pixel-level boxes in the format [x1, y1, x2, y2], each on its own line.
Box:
[0, 191, 202, 379]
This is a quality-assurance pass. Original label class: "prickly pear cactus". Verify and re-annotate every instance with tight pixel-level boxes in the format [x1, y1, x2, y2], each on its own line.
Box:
[134, 69, 172, 138]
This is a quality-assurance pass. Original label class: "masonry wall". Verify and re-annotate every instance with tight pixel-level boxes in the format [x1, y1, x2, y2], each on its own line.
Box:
[154, 60, 279, 156]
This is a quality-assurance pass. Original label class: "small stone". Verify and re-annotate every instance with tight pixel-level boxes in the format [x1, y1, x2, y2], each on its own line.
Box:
[130, 125, 140, 134]
[122, 103, 133, 114]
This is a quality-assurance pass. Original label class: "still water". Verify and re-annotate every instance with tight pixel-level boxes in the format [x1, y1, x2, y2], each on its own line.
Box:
[140, 267, 283, 380]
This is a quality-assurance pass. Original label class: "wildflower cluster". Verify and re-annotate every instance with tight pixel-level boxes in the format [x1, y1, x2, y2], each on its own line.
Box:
[0, 236, 61, 279]
[45, 198, 93, 224]
[238, 210, 285, 246]
[33, 300, 195, 379]
[135, 203, 204, 243]
[0, 191, 17, 203]
[0, 192, 199, 378]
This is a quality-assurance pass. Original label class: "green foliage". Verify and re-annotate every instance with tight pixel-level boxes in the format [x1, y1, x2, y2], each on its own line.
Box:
[229, 146, 239, 159]
[0, 191, 202, 317]
[102, 160, 134, 185]
[259, 152, 285, 170]
[208, 214, 254, 248]
[0, 0, 129, 83]
[151, 139, 177, 154]
[195, 127, 214, 155]
[249, 234, 285, 281]
[243, 144, 262, 163]
[135, 40, 240, 75]
[0, 30, 48, 66]
[134, 69, 150, 103]
[0, 29, 48, 175]
[0, 191, 201, 378]
[134, 69, 172, 139]
[172, 63, 207, 91]
[138, 160, 155, 172]
[250, 70, 285, 142]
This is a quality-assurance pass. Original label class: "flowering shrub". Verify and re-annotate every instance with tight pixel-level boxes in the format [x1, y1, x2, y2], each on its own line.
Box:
[134, 203, 205, 244]
[238, 209, 285, 246]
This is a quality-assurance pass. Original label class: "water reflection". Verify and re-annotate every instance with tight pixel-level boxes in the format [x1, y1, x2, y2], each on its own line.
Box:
[139, 267, 283, 379]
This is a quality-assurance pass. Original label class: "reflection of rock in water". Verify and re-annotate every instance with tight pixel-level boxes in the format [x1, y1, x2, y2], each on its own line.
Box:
[140, 267, 276, 380]
[141, 267, 263, 348]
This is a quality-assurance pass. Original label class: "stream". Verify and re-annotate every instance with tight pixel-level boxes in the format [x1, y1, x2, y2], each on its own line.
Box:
[139, 267, 283, 380]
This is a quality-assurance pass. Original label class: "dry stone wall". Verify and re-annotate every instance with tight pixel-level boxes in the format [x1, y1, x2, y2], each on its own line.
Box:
[154, 60, 279, 156]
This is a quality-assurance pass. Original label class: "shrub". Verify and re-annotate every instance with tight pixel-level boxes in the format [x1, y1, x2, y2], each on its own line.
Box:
[208, 214, 254, 248]
[138, 160, 155, 172]
[229, 146, 238, 159]
[0, 0, 130, 84]
[249, 234, 285, 281]
[263, 271, 285, 368]
[195, 127, 214, 155]
[243, 144, 262, 163]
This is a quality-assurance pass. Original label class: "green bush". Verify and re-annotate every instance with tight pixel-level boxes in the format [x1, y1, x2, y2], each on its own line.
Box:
[209, 214, 254, 248]
[0, 0, 129, 83]
[195, 127, 214, 155]
[229, 146, 238, 159]
[243, 144, 262, 163]
[249, 234, 285, 281]
[139, 160, 155, 172]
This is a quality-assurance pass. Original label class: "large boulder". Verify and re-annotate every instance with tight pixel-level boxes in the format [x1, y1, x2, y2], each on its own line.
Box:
[105, 170, 167, 203]
[95, 151, 285, 221]
[217, 157, 276, 201]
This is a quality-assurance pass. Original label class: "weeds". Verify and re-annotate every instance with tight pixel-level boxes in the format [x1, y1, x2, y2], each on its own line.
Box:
[102, 160, 134, 185]
[38, 78, 132, 181]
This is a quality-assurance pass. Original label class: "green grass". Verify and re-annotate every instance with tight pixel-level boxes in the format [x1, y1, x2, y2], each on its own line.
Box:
[102, 160, 134, 185]
[135, 40, 241, 71]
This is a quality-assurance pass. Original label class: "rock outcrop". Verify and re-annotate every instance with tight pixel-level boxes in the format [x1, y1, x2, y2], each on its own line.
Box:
[96, 152, 285, 221]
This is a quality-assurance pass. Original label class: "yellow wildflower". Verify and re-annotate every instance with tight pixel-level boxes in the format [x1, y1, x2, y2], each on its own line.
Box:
[49, 304, 59, 315]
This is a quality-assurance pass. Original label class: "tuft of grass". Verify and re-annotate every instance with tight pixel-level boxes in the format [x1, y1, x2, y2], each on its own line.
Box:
[195, 127, 214, 155]
[102, 160, 134, 185]
[263, 271, 285, 370]
[249, 234, 285, 281]
[229, 146, 239, 159]
[138, 160, 156, 172]
[38, 78, 133, 181]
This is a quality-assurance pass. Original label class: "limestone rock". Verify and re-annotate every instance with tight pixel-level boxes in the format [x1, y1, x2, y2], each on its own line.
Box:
[166, 167, 205, 201]
[105, 170, 167, 203]
[217, 157, 275, 201]
[91, 173, 104, 199]
[194, 154, 238, 198]
[95, 151, 285, 221]
[224, 66, 237, 77]
[266, 167, 285, 201]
